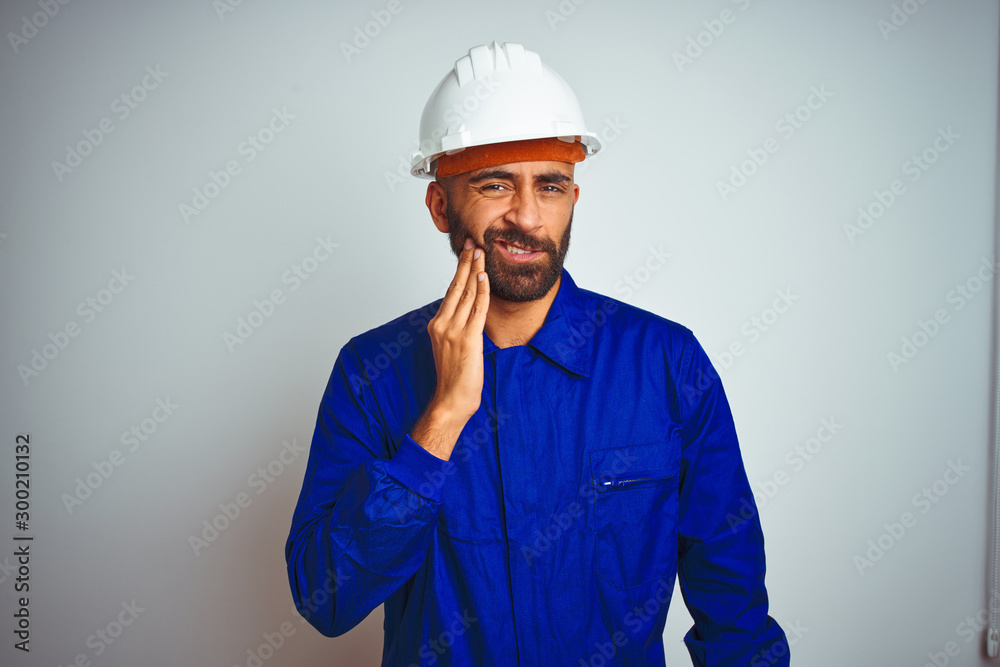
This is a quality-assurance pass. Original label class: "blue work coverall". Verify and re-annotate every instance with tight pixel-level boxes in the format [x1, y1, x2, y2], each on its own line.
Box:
[285, 268, 789, 665]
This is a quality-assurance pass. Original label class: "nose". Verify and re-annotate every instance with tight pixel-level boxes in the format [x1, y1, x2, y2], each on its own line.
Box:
[503, 188, 543, 235]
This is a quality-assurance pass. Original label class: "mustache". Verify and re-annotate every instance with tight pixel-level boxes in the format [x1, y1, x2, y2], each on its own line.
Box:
[482, 227, 556, 253]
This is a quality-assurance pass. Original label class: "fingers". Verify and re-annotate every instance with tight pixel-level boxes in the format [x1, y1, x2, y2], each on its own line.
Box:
[436, 239, 475, 321]
[423, 239, 488, 426]
[451, 244, 485, 326]
[466, 250, 489, 333]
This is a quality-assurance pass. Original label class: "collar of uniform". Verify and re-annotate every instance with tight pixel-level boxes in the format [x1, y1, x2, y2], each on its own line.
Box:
[481, 268, 593, 378]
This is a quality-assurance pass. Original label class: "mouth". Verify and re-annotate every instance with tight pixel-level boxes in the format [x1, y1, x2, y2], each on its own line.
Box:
[494, 240, 545, 263]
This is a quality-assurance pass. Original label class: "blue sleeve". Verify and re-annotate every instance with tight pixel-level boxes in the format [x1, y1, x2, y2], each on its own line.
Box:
[284, 343, 453, 637]
[674, 333, 790, 666]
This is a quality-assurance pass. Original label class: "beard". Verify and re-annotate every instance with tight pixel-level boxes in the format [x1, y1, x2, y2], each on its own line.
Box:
[446, 203, 573, 303]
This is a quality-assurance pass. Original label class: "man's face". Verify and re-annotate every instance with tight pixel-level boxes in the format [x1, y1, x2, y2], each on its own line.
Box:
[439, 160, 579, 303]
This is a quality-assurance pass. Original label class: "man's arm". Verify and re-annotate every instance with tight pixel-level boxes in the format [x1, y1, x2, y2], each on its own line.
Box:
[284, 241, 489, 637]
[674, 332, 790, 667]
[411, 238, 490, 460]
[284, 343, 453, 637]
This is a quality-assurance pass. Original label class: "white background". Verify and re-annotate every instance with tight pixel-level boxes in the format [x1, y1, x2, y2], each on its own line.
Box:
[1, 0, 997, 665]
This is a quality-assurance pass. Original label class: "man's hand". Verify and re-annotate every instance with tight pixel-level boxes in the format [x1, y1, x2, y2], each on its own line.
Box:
[411, 238, 489, 460]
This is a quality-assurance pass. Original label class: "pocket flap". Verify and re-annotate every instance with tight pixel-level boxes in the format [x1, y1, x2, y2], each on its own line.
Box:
[589, 441, 679, 487]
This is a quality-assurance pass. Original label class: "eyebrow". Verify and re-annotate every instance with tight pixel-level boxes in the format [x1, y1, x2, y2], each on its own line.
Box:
[535, 171, 572, 185]
[466, 169, 572, 185]
[467, 169, 516, 183]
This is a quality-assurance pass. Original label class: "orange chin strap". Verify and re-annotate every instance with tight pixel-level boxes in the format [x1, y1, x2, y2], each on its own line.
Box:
[434, 137, 585, 178]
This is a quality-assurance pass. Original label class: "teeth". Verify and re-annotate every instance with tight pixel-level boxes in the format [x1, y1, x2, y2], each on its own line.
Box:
[506, 244, 531, 255]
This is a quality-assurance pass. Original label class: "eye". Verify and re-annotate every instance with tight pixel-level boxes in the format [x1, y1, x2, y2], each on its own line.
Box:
[481, 183, 508, 192]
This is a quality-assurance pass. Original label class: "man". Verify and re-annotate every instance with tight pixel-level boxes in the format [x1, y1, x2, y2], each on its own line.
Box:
[286, 42, 789, 666]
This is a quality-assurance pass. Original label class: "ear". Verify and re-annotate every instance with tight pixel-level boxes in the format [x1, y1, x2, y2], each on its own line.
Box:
[426, 180, 449, 233]
[573, 183, 580, 205]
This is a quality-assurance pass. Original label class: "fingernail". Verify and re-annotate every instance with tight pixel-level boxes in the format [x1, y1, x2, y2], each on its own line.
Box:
[464, 238, 473, 249]
[473, 249, 481, 259]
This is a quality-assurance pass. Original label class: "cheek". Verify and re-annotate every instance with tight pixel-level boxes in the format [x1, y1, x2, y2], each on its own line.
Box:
[463, 205, 506, 235]
[540, 200, 573, 226]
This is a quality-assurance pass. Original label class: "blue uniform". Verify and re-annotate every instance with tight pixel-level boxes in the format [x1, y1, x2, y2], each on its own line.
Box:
[285, 268, 789, 665]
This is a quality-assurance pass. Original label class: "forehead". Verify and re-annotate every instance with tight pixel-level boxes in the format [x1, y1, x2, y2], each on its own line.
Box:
[462, 160, 576, 181]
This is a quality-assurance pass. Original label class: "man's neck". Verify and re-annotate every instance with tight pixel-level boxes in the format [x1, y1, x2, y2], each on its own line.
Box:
[484, 275, 562, 349]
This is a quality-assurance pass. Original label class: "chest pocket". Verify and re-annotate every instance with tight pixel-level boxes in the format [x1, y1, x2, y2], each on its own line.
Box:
[590, 441, 679, 590]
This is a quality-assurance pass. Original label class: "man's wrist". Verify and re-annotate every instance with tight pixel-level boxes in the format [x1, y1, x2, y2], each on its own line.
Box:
[382, 434, 455, 504]
[410, 401, 472, 461]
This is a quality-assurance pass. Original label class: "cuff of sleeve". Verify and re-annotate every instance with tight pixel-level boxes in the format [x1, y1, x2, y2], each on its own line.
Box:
[382, 434, 453, 503]
[683, 617, 789, 667]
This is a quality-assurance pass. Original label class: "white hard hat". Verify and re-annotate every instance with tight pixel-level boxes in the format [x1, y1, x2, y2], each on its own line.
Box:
[409, 41, 602, 179]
